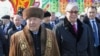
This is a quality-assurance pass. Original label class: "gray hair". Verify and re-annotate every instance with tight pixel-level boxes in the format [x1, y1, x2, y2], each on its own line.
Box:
[65, 2, 79, 11]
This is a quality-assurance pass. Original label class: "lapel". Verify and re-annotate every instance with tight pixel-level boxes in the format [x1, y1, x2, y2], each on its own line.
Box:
[13, 24, 24, 31]
[83, 16, 93, 30]
[95, 18, 100, 30]
[2, 24, 5, 30]
[83, 16, 100, 32]
[95, 18, 100, 38]
[13, 25, 18, 31]
[7, 22, 13, 32]
[22, 26, 34, 55]
[23, 25, 47, 55]
[64, 17, 83, 42]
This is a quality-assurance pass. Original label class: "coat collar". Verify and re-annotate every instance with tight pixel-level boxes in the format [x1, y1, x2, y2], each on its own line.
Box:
[63, 17, 83, 42]
[22, 25, 47, 55]
[12, 24, 24, 30]
[83, 16, 100, 28]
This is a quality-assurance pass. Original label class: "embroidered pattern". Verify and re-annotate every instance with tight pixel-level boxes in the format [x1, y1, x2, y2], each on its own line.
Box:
[19, 37, 32, 56]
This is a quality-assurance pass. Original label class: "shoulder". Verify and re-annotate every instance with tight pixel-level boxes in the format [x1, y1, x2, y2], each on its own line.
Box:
[54, 21, 64, 29]
[8, 28, 13, 33]
[10, 30, 23, 40]
[96, 17, 100, 23]
[0, 27, 5, 37]
[13, 30, 23, 36]
[82, 23, 90, 30]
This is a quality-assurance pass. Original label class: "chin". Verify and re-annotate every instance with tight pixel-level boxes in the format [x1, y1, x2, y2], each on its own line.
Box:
[29, 29, 35, 31]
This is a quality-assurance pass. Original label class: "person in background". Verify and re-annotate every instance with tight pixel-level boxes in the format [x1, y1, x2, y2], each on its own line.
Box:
[53, 2, 94, 56]
[1, 15, 14, 56]
[0, 27, 6, 56]
[42, 11, 52, 30]
[17, 7, 26, 26]
[49, 12, 59, 29]
[1, 15, 14, 38]
[6, 14, 24, 55]
[8, 14, 24, 37]
[96, 7, 100, 20]
[83, 6, 100, 56]
[9, 7, 60, 56]
[79, 15, 85, 22]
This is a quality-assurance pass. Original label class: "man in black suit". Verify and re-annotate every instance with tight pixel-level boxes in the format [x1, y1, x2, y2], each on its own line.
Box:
[0, 27, 6, 56]
[83, 6, 100, 56]
[7, 14, 24, 56]
[1, 15, 14, 56]
[1, 15, 14, 36]
[8, 14, 24, 37]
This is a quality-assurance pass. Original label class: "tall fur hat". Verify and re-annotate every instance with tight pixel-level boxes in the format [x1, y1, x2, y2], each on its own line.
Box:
[23, 7, 44, 20]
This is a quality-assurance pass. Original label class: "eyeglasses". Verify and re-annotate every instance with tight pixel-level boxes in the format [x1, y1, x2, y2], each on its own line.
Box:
[67, 11, 78, 14]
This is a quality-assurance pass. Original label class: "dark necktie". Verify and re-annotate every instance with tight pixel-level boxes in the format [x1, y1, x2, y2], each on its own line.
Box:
[51, 22, 55, 28]
[72, 24, 77, 33]
[92, 21, 99, 47]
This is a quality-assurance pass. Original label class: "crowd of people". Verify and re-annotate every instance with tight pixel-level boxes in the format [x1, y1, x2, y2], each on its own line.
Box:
[0, 2, 100, 56]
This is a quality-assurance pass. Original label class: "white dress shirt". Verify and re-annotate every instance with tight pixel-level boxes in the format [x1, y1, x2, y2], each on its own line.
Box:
[16, 25, 22, 30]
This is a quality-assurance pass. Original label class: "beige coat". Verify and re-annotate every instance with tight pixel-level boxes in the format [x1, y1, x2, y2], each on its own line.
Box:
[9, 26, 60, 56]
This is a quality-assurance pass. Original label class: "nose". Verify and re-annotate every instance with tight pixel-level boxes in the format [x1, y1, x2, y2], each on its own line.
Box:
[30, 20, 34, 24]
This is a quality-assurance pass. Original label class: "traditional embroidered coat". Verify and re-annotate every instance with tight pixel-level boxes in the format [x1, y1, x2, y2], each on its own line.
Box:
[9, 26, 60, 56]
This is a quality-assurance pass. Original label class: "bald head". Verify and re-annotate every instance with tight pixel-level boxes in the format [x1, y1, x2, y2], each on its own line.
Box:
[13, 14, 22, 26]
[13, 15, 22, 19]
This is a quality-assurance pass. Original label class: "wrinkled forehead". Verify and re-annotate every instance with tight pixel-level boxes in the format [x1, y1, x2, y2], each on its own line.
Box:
[65, 3, 79, 11]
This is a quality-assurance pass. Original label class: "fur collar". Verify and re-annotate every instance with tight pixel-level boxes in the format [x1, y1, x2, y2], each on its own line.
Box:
[64, 17, 83, 42]
[22, 25, 47, 55]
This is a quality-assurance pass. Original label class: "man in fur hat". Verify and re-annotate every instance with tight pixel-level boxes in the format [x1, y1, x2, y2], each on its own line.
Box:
[9, 7, 60, 56]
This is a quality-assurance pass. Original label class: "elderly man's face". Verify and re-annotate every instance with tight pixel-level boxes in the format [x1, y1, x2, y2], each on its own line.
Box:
[66, 6, 78, 23]
[13, 15, 22, 27]
[26, 17, 42, 32]
[2, 19, 10, 24]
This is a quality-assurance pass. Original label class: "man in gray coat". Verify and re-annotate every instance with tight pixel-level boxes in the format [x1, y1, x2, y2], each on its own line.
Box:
[53, 2, 94, 56]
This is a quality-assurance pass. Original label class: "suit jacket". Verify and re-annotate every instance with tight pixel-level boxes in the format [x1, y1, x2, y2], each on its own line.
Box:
[9, 26, 60, 56]
[42, 23, 52, 30]
[0, 27, 6, 56]
[83, 16, 100, 56]
[49, 20, 59, 30]
[2, 21, 14, 35]
[8, 24, 24, 37]
[3, 24, 24, 56]
[1, 21, 14, 56]
[53, 17, 94, 56]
